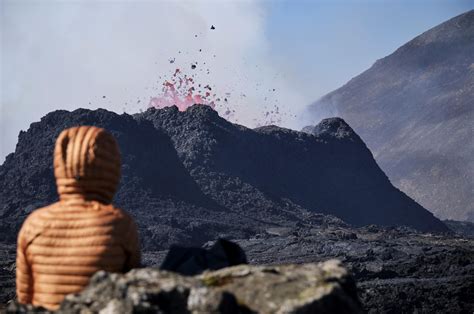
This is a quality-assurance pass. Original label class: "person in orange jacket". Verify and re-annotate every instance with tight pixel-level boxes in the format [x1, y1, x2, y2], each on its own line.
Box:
[16, 126, 140, 310]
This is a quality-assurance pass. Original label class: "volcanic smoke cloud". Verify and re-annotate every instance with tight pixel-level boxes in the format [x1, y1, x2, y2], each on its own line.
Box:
[1, 1, 311, 163]
[143, 9, 301, 125]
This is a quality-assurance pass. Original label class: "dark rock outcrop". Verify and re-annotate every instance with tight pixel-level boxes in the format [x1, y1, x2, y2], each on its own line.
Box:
[307, 10, 474, 221]
[0, 106, 448, 252]
[7, 260, 362, 314]
[137, 107, 447, 232]
[0, 108, 254, 250]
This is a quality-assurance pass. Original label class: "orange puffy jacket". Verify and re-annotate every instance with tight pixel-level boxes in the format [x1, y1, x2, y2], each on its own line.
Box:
[16, 126, 140, 310]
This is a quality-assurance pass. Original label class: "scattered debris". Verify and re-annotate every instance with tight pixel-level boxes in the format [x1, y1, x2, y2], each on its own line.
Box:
[146, 53, 289, 126]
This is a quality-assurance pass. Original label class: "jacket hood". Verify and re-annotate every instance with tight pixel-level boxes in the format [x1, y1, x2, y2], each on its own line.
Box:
[54, 126, 121, 204]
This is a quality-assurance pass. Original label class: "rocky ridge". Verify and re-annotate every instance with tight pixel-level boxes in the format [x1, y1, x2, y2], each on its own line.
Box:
[0, 106, 448, 252]
[135, 106, 447, 232]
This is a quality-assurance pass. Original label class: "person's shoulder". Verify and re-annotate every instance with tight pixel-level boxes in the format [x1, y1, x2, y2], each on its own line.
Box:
[101, 204, 137, 237]
[21, 203, 58, 227]
[18, 203, 58, 244]
[101, 203, 135, 223]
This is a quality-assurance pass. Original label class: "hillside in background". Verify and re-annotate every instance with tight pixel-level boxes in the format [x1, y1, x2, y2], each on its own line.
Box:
[307, 10, 474, 221]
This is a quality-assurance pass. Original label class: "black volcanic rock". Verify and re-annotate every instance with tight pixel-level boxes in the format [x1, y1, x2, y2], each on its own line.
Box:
[136, 106, 448, 232]
[1, 106, 448, 252]
[0, 108, 254, 250]
[444, 219, 474, 238]
[307, 10, 474, 221]
[301, 117, 357, 140]
[2, 225, 473, 312]
[234, 226, 474, 313]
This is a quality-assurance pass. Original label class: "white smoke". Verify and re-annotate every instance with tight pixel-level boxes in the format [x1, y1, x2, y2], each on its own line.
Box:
[302, 94, 343, 128]
[1, 0, 311, 163]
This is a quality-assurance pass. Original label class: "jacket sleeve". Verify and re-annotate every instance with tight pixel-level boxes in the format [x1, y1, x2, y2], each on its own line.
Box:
[123, 217, 141, 271]
[16, 223, 33, 304]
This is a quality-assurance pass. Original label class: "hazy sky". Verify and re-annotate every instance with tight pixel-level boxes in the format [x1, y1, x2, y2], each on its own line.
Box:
[1, 0, 472, 163]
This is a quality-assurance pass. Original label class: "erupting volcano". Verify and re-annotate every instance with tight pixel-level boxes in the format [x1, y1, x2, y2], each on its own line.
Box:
[143, 22, 290, 126]
[149, 68, 220, 111]
[146, 66, 287, 126]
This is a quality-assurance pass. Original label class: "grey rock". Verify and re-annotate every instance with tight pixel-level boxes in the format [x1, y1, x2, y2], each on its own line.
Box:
[7, 260, 362, 314]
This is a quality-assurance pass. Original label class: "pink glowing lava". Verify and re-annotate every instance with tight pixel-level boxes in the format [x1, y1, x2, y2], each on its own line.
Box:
[144, 61, 291, 126]
[149, 68, 217, 111]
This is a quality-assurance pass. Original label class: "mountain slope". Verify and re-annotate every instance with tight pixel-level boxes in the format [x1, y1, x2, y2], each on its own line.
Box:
[307, 10, 474, 221]
[136, 105, 448, 232]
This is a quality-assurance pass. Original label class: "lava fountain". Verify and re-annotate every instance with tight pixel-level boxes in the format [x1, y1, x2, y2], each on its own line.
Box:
[149, 68, 219, 111]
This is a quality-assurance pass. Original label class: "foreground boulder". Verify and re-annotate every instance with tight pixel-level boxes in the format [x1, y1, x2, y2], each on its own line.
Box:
[8, 260, 361, 313]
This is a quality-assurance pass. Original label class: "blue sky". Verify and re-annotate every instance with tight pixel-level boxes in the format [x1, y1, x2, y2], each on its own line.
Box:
[264, 0, 473, 98]
[1, 0, 473, 162]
